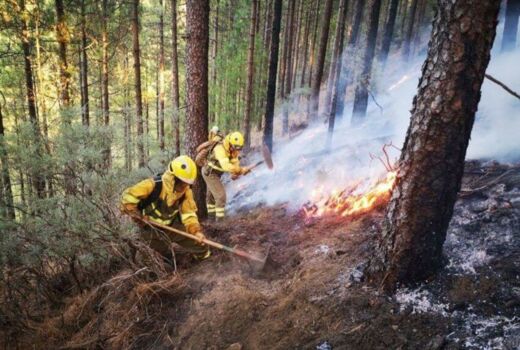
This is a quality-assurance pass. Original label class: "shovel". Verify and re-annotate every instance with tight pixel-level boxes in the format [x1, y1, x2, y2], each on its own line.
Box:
[132, 214, 270, 270]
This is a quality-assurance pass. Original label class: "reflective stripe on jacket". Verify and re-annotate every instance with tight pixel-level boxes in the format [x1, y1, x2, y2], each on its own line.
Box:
[207, 143, 241, 174]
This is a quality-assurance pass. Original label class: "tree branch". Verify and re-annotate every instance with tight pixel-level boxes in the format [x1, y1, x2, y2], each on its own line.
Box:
[485, 73, 520, 100]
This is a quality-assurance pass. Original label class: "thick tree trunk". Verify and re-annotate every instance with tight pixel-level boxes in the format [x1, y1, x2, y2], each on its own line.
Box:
[0, 98, 15, 220]
[335, 0, 365, 119]
[171, 0, 180, 156]
[351, 0, 382, 124]
[185, 0, 209, 214]
[378, 0, 400, 68]
[131, 0, 145, 167]
[501, 0, 520, 52]
[101, 0, 111, 168]
[325, 0, 349, 114]
[370, 0, 500, 292]
[80, 0, 89, 126]
[158, 0, 165, 151]
[309, 0, 333, 120]
[402, 0, 419, 61]
[263, 0, 283, 152]
[21, 1, 46, 199]
[244, 0, 257, 150]
[326, 0, 349, 146]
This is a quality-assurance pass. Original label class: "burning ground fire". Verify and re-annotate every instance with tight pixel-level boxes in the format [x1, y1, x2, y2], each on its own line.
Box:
[302, 171, 397, 219]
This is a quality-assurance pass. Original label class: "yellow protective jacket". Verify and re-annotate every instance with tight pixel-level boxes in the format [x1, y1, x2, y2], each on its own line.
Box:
[121, 171, 201, 234]
[207, 141, 242, 175]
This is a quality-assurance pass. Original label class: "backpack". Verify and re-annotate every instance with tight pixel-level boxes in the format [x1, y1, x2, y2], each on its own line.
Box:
[137, 174, 163, 211]
[195, 140, 219, 167]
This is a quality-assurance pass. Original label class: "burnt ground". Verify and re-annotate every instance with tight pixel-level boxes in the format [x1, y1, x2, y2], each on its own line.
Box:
[10, 161, 520, 349]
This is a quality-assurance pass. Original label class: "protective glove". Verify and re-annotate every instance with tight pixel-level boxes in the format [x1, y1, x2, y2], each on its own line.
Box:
[193, 231, 206, 245]
[231, 173, 240, 181]
[240, 166, 252, 175]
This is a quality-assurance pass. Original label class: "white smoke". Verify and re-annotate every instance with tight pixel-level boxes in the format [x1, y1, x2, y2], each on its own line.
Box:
[227, 45, 520, 212]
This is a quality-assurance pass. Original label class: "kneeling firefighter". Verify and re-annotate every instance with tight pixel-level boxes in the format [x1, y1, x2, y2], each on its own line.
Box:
[121, 156, 210, 260]
[200, 131, 253, 220]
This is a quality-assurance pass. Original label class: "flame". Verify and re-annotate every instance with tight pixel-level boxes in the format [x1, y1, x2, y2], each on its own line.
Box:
[303, 171, 397, 219]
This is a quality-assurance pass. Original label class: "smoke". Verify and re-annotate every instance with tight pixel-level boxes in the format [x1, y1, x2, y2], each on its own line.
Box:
[227, 43, 520, 212]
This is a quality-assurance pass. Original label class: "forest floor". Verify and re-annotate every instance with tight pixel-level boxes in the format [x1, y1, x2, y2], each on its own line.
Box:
[9, 160, 520, 349]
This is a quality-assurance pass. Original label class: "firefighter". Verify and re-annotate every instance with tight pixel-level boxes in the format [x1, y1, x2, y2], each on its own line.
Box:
[121, 155, 210, 260]
[202, 131, 252, 220]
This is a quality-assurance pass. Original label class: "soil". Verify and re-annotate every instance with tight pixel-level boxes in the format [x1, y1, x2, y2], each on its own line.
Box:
[5, 161, 520, 349]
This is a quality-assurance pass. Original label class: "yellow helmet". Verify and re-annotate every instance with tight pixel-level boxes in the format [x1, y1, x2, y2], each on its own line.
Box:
[168, 155, 197, 185]
[225, 131, 245, 151]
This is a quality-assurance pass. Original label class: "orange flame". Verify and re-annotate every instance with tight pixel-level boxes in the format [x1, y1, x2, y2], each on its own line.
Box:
[303, 171, 397, 219]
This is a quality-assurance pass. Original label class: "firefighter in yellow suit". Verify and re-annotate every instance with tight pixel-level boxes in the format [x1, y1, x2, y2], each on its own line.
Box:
[202, 131, 251, 220]
[121, 156, 210, 260]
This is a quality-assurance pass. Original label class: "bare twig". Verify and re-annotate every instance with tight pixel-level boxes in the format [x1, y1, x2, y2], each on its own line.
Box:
[485, 73, 520, 100]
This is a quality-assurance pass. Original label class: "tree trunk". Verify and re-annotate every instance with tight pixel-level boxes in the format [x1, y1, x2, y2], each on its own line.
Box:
[325, 0, 349, 114]
[282, 0, 295, 134]
[309, 0, 333, 120]
[0, 97, 15, 220]
[244, 0, 257, 150]
[291, 0, 302, 90]
[370, 0, 500, 292]
[55, 0, 71, 114]
[131, 0, 145, 167]
[101, 0, 111, 168]
[21, 1, 46, 199]
[412, 0, 428, 55]
[326, 0, 349, 145]
[300, 0, 312, 87]
[80, 0, 89, 127]
[278, 2, 289, 99]
[378, 0, 400, 68]
[501, 0, 520, 52]
[263, 0, 283, 152]
[308, 0, 321, 87]
[351, 0, 383, 125]
[402, 0, 419, 61]
[185, 0, 209, 214]
[171, 0, 180, 156]
[158, 0, 165, 151]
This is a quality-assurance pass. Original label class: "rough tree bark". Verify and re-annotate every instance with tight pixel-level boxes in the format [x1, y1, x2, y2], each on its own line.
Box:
[501, 0, 520, 52]
[80, 0, 89, 126]
[171, 0, 180, 155]
[300, 0, 312, 87]
[351, 0, 382, 124]
[0, 95, 15, 219]
[335, 0, 365, 119]
[244, 0, 257, 150]
[185, 0, 209, 214]
[263, 0, 283, 152]
[370, 0, 501, 292]
[309, 0, 333, 120]
[131, 0, 145, 167]
[402, 0, 419, 61]
[378, 0, 400, 68]
[101, 0, 111, 168]
[21, 0, 46, 199]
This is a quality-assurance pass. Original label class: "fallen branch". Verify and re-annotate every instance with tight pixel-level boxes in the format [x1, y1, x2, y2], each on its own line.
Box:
[485, 74, 520, 100]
